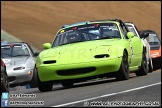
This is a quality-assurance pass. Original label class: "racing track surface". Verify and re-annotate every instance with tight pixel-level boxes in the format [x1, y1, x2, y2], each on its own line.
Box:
[1, 1, 161, 107]
[4, 69, 161, 107]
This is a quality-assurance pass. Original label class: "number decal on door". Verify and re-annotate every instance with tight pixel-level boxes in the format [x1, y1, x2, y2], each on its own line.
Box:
[130, 44, 134, 58]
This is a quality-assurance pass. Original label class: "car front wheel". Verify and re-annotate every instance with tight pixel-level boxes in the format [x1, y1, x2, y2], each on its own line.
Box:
[135, 50, 149, 76]
[2, 72, 9, 93]
[148, 58, 153, 73]
[30, 66, 38, 88]
[115, 51, 130, 81]
[37, 69, 53, 92]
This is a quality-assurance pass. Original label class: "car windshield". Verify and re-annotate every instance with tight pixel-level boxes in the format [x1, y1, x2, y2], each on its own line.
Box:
[1, 44, 30, 58]
[146, 33, 161, 45]
[52, 23, 121, 47]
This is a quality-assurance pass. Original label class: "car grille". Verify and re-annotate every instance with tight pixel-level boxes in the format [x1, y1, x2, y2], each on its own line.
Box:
[57, 67, 96, 76]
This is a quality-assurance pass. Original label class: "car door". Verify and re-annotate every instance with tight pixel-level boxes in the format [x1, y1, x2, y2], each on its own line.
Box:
[121, 23, 143, 67]
[128, 36, 143, 67]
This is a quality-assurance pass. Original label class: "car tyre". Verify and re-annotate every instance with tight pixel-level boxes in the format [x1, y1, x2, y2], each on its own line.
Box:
[37, 69, 53, 92]
[115, 51, 130, 81]
[148, 58, 153, 73]
[135, 50, 149, 76]
[2, 71, 9, 93]
[30, 66, 38, 88]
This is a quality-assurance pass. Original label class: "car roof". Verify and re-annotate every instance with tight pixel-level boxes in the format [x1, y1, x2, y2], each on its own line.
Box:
[62, 21, 90, 28]
[58, 19, 129, 36]
[61, 19, 122, 29]
[1, 42, 29, 47]
[1, 42, 35, 55]
[124, 22, 134, 25]
[125, 22, 133, 24]
[140, 30, 156, 34]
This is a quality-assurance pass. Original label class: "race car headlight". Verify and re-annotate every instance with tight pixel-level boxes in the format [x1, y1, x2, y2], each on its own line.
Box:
[13, 67, 25, 70]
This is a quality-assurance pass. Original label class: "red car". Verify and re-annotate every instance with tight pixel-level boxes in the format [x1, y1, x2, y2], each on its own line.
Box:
[1, 59, 9, 93]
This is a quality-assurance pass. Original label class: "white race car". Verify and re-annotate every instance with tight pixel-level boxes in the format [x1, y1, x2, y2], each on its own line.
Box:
[125, 22, 153, 72]
[1, 42, 39, 88]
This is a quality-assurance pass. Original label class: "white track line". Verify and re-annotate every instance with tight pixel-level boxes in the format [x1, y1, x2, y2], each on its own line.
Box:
[52, 82, 161, 107]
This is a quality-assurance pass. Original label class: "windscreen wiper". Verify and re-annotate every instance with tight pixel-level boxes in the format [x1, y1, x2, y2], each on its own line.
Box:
[69, 40, 83, 44]
[58, 42, 70, 46]
[97, 36, 120, 40]
[98, 36, 114, 39]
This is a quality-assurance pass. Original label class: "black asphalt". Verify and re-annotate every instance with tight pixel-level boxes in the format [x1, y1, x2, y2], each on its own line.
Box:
[1, 69, 161, 107]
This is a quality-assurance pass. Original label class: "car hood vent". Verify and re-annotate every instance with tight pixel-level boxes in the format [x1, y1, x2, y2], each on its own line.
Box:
[43, 60, 56, 64]
[94, 54, 109, 58]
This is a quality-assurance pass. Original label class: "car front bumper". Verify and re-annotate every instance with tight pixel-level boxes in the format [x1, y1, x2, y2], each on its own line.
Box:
[7, 69, 33, 86]
[37, 58, 122, 82]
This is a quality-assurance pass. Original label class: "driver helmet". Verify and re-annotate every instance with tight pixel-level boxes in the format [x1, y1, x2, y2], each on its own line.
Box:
[66, 32, 81, 43]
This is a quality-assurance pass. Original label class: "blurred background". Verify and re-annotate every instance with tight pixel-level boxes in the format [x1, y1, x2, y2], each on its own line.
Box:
[1, 1, 161, 50]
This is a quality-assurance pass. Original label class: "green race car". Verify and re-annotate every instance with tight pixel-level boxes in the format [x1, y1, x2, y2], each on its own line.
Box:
[36, 19, 149, 92]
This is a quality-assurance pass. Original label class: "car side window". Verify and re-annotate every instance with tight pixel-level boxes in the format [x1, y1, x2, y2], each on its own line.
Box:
[134, 25, 140, 34]
[53, 35, 61, 47]
[25, 44, 34, 56]
[127, 26, 137, 37]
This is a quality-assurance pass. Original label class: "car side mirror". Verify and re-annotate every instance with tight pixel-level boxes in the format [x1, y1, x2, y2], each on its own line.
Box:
[43, 43, 51, 50]
[127, 32, 134, 39]
[141, 32, 149, 39]
[34, 52, 40, 57]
